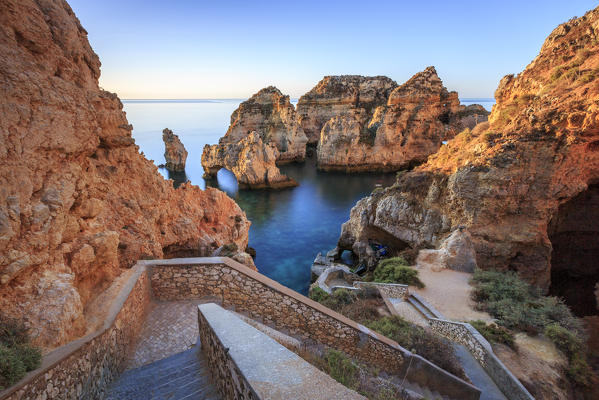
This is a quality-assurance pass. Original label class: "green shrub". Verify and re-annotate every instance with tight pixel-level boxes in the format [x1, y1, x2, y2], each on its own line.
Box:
[323, 349, 359, 388]
[374, 258, 424, 288]
[470, 320, 515, 348]
[0, 345, 26, 391]
[367, 316, 464, 379]
[309, 288, 359, 312]
[0, 315, 42, 390]
[14, 344, 41, 372]
[309, 286, 330, 303]
[471, 269, 591, 387]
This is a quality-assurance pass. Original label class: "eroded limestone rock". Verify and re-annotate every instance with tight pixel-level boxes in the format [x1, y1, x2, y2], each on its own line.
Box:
[202, 132, 297, 189]
[316, 67, 490, 172]
[339, 7, 599, 291]
[162, 128, 188, 171]
[0, 0, 251, 350]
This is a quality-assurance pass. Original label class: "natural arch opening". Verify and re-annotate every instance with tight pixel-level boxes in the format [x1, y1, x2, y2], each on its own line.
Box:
[548, 184, 599, 317]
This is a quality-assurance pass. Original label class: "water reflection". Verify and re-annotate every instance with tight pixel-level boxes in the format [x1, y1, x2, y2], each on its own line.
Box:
[164, 169, 189, 188]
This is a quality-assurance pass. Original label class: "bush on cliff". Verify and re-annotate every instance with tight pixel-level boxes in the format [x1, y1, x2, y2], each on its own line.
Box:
[470, 269, 591, 386]
[367, 316, 465, 380]
[374, 257, 424, 288]
[0, 315, 42, 390]
[470, 320, 515, 348]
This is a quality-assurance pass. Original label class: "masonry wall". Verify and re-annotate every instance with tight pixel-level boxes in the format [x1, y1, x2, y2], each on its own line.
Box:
[149, 259, 480, 400]
[197, 309, 259, 400]
[429, 319, 534, 400]
[0, 266, 151, 400]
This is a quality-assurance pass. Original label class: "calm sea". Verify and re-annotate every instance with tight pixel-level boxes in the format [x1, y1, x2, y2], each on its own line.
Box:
[123, 98, 494, 294]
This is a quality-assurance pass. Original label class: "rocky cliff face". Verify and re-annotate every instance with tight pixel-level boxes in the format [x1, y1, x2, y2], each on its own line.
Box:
[220, 86, 308, 163]
[297, 75, 398, 144]
[0, 0, 251, 350]
[202, 132, 298, 189]
[316, 67, 489, 171]
[339, 7, 599, 304]
[162, 128, 188, 171]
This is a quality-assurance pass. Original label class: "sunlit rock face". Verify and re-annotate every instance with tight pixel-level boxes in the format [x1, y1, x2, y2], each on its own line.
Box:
[162, 128, 188, 171]
[202, 132, 298, 189]
[316, 67, 489, 172]
[339, 7, 599, 295]
[220, 86, 308, 163]
[296, 75, 398, 144]
[0, 0, 251, 350]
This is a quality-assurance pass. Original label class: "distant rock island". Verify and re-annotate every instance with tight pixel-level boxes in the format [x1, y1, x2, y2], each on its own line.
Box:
[162, 128, 188, 171]
[202, 71, 488, 187]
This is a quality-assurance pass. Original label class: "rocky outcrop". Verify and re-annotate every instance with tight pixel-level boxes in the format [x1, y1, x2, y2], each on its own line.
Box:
[202, 132, 298, 189]
[162, 128, 187, 171]
[338, 7, 599, 295]
[297, 75, 398, 144]
[0, 0, 251, 350]
[220, 86, 308, 163]
[416, 227, 478, 273]
[316, 67, 490, 172]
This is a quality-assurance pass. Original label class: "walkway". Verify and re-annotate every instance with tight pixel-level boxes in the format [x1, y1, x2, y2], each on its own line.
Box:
[126, 299, 204, 369]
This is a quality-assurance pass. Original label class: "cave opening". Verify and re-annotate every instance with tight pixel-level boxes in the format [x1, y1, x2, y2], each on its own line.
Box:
[548, 184, 599, 317]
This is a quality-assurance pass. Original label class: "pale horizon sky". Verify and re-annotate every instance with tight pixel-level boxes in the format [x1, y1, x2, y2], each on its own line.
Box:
[69, 0, 598, 99]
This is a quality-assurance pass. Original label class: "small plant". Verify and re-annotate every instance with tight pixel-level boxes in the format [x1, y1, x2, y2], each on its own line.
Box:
[374, 257, 424, 288]
[470, 320, 515, 348]
[0, 315, 42, 390]
[367, 316, 465, 379]
[324, 349, 359, 388]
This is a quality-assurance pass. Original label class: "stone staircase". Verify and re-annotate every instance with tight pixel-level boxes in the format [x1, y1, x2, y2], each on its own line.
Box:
[105, 345, 220, 400]
[403, 380, 448, 400]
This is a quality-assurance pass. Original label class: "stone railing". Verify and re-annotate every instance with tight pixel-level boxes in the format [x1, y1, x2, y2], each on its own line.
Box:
[0, 264, 151, 400]
[148, 257, 480, 400]
[353, 281, 409, 299]
[429, 318, 535, 400]
[197, 304, 260, 400]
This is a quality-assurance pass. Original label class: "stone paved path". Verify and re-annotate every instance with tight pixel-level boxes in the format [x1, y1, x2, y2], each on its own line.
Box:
[126, 299, 203, 370]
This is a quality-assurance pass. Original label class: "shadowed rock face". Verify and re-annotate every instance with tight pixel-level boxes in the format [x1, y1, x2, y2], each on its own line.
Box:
[316, 67, 489, 172]
[0, 0, 251, 349]
[339, 7, 599, 294]
[162, 128, 188, 171]
[202, 132, 298, 189]
[297, 75, 398, 144]
[221, 86, 308, 163]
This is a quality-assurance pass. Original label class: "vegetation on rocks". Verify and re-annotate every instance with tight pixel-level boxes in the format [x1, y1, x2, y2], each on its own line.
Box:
[469, 320, 515, 348]
[470, 269, 591, 386]
[0, 315, 42, 390]
[367, 316, 464, 380]
[373, 257, 425, 288]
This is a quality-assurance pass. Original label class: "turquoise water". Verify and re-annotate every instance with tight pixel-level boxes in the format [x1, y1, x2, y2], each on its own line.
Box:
[123, 98, 494, 295]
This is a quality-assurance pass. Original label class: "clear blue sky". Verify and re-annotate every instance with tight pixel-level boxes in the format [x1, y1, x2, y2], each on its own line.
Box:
[69, 0, 598, 99]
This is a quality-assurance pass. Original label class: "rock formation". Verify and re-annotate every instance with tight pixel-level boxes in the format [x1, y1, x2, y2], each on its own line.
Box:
[202, 132, 298, 189]
[0, 0, 251, 350]
[220, 86, 308, 163]
[162, 128, 187, 171]
[316, 67, 489, 171]
[338, 5, 599, 306]
[297, 75, 398, 144]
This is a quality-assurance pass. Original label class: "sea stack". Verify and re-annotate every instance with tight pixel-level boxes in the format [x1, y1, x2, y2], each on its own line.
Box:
[202, 132, 298, 189]
[316, 67, 490, 172]
[162, 128, 188, 171]
[296, 75, 398, 144]
[201, 86, 306, 189]
[220, 86, 308, 163]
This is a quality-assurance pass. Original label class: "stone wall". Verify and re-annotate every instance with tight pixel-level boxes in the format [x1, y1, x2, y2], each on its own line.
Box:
[0, 264, 151, 400]
[354, 281, 409, 299]
[429, 318, 534, 400]
[148, 258, 480, 400]
[197, 307, 260, 400]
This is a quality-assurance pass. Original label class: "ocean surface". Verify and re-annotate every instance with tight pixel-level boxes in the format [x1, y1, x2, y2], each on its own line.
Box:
[123, 98, 494, 295]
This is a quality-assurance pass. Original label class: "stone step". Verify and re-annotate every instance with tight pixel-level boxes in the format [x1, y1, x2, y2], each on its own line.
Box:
[407, 295, 436, 319]
[105, 347, 220, 400]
